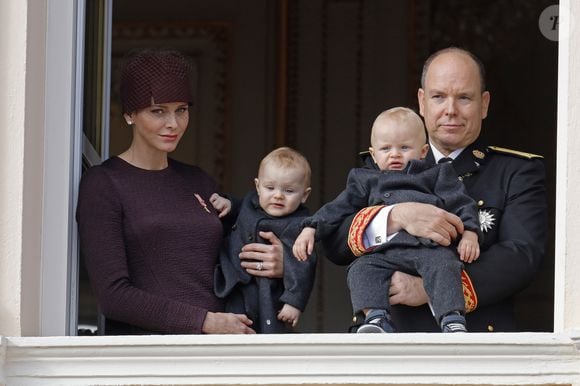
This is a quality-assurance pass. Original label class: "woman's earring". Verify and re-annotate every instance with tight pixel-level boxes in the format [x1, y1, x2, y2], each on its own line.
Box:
[127, 120, 133, 125]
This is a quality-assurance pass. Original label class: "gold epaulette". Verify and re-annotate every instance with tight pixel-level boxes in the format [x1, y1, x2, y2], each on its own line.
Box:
[487, 146, 544, 159]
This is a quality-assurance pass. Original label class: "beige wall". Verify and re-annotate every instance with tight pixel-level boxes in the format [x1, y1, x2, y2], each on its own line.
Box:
[555, 0, 580, 331]
[0, 0, 62, 337]
[0, 0, 28, 337]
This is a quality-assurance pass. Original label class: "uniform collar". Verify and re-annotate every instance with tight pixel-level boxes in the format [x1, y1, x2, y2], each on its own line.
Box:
[453, 141, 488, 178]
[426, 140, 488, 179]
[429, 143, 465, 163]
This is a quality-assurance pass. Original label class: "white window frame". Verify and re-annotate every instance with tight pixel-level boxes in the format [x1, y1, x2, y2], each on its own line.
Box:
[39, 0, 84, 336]
[0, 0, 577, 383]
[39, 0, 579, 338]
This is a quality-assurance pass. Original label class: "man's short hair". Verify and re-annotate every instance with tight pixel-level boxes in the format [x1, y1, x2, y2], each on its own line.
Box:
[421, 47, 486, 93]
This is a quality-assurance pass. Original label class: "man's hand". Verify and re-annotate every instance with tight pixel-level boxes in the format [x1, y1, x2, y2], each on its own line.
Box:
[240, 231, 284, 278]
[389, 271, 429, 307]
[388, 202, 464, 246]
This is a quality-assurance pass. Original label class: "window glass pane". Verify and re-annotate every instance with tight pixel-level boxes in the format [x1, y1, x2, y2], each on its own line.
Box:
[78, 0, 110, 336]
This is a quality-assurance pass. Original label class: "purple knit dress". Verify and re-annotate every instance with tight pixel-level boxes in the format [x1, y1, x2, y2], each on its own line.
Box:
[76, 157, 224, 334]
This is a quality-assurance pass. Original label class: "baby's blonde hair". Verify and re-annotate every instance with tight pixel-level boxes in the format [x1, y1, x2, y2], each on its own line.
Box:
[259, 147, 311, 186]
[370, 107, 426, 146]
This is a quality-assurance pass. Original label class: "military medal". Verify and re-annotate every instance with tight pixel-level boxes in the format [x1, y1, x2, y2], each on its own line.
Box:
[479, 209, 495, 232]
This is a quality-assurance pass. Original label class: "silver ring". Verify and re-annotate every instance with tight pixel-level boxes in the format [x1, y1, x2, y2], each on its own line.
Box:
[256, 262, 263, 271]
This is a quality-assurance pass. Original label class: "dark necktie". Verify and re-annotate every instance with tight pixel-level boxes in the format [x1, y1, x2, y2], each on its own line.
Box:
[438, 157, 453, 164]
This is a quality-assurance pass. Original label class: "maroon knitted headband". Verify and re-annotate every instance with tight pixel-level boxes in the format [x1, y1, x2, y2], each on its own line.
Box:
[120, 50, 193, 114]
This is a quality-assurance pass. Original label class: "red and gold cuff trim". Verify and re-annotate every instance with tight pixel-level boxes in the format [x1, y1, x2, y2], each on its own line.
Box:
[462, 270, 478, 313]
[348, 205, 385, 257]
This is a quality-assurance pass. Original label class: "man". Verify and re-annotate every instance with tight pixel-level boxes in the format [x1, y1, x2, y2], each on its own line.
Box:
[325, 47, 547, 332]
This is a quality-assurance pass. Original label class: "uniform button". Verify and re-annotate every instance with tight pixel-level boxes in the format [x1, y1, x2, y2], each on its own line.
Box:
[458, 176, 463, 181]
[266, 319, 271, 325]
[478, 200, 484, 207]
[248, 235, 253, 241]
[384, 192, 391, 198]
[232, 224, 237, 230]
[352, 315, 358, 323]
[487, 324, 494, 332]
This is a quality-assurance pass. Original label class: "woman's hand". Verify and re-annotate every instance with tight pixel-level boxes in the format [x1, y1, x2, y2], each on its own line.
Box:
[239, 231, 284, 278]
[202, 312, 255, 334]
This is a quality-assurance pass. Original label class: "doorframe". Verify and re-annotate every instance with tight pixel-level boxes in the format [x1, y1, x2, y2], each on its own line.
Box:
[37, 0, 578, 336]
[39, 0, 85, 336]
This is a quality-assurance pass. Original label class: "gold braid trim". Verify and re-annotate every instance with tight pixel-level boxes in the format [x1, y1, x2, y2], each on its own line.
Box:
[487, 145, 543, 159]
[348, 205, 385, 257]
[462, 270, 478, 313]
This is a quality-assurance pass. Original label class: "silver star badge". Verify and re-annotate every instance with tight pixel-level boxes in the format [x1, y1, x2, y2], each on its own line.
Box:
[479, 209, 495, 232]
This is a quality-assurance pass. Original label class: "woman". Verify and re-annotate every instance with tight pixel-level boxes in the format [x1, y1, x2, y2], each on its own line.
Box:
[76, 49, 282, 334]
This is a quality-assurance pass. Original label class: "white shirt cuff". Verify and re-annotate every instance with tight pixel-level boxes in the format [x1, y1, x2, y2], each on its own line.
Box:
[363, 205, 398, 248]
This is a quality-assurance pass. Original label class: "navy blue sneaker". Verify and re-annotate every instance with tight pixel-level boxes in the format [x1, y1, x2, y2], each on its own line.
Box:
[357, 310, 396, 333]
[440, 312, 467, 333]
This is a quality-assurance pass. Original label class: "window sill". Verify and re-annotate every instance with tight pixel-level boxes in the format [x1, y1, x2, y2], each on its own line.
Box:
[2, 331, 580, 385]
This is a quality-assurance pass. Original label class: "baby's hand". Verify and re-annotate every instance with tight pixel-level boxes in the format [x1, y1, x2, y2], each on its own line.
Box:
[293, 227, 316, 261]
[457, 230, 480, 263]
[277, 304, 301, 327]
[209, 193, 232, 218]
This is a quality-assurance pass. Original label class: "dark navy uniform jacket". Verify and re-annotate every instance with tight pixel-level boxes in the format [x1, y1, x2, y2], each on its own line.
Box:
[325, 140, 547, 332]
[214, 191, 317, 333]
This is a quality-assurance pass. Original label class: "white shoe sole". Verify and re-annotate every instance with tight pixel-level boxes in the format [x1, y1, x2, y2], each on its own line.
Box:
[356, 324, 385, 333]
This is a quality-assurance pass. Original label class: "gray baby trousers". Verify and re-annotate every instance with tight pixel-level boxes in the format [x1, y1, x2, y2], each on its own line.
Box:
[346, 245, 465, 323]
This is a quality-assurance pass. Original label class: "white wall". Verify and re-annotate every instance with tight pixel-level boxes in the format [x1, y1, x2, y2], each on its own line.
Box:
[0, 0, 79, 338]
[555, 0, 580, 331]
[0, 0, 28, 338]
